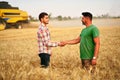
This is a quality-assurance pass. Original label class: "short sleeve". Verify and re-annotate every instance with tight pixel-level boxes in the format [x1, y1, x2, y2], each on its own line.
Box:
[92, 27, 99, 38]
[80, 33, 81, 37]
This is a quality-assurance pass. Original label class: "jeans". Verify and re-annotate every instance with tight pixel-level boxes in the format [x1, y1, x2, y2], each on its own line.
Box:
[39, 53, 50, 68]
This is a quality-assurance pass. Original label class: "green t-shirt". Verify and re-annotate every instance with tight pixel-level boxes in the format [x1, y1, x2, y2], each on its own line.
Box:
[80, 25, 99, 59]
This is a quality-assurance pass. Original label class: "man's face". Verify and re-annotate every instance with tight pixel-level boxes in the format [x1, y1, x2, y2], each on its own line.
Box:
[81, 16, 87, 25]
[41, 15, 49, 24]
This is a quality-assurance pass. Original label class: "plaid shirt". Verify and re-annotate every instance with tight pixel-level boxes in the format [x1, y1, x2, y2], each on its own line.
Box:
[37, 23, 58, 54]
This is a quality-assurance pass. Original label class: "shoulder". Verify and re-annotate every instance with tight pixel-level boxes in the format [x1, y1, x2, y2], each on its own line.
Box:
[90, 25, 98, 31]
[39, 25, 48, 32]
[91, 25, 100, 37]
[37, 25, 45, 34]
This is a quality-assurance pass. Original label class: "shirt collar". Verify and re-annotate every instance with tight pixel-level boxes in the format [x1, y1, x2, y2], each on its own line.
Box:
[40, 22, 48, 29]
[41, 23, 45, 27]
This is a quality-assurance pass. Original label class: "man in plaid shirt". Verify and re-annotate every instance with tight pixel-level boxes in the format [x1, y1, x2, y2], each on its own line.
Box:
[37, 12, 64, 68]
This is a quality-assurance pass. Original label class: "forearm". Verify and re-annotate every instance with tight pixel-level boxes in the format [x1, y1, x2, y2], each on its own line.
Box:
[94, 43, 100, 58]
[66, 39, 80, 45]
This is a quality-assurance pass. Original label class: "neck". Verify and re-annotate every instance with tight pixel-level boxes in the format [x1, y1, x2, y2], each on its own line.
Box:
[41, 22, 46, 27]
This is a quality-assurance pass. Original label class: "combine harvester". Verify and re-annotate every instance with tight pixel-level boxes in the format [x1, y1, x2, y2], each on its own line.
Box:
[0, 1, 29, 30]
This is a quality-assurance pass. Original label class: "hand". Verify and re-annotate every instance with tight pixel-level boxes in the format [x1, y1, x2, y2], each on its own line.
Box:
[92, 59, 97, 65]
[58, 41, 66, 47]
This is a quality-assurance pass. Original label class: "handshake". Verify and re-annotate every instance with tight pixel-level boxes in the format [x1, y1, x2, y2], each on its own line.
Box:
[58, 41, 67, 47]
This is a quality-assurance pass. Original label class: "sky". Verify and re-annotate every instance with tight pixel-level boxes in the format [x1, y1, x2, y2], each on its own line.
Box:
[2, 0, 120, 18]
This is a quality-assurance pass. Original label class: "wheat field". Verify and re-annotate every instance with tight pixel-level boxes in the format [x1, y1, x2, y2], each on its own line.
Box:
[0, 21, 120, 80]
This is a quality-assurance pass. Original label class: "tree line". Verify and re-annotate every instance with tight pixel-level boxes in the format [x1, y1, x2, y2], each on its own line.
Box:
[29, 13, 120, 21]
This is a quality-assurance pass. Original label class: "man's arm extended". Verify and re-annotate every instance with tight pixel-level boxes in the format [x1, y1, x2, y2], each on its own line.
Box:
[62, 36, 80, 45]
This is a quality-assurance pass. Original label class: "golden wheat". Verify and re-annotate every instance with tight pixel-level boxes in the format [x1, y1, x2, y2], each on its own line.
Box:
[0, 25, 120, 80]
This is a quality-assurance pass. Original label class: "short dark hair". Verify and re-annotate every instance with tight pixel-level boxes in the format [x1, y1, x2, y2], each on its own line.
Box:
[82, 12, 93, 20]
[39, 12, 48, 21]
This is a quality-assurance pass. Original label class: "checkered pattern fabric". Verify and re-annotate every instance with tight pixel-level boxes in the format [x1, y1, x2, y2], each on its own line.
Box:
[37, 23, 58, 54]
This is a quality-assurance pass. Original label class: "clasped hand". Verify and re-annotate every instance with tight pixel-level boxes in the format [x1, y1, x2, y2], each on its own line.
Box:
[58, 41, 67, 47]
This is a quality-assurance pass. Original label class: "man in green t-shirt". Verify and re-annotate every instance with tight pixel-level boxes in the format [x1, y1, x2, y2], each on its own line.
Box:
[62, 12, 100, 73]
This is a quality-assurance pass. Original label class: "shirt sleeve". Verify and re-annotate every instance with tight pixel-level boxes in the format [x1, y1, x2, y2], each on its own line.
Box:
[92, 27, 100, 38]
[40, 29, 59, 47]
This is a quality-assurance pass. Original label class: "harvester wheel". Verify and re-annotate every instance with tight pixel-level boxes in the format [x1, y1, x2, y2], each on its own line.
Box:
[15, 22, 23, 29]
[0, 18, 6, 30]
